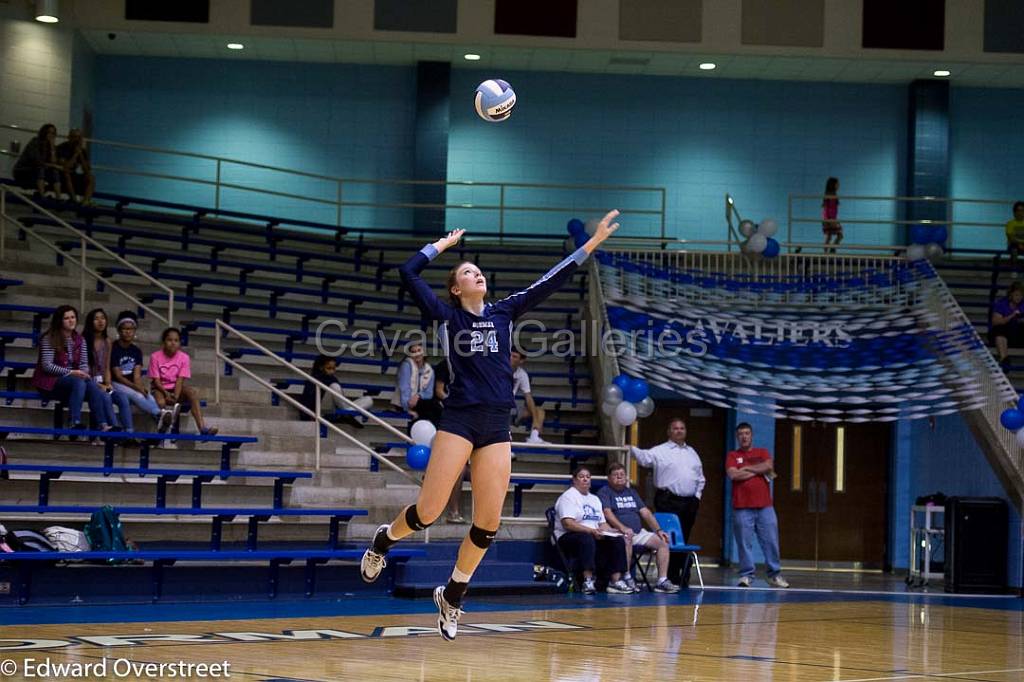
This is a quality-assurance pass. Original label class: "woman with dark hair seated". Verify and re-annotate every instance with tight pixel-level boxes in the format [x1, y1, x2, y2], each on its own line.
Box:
[12, 123, 59, 196]
[990, 281, 1024, 370]
[31, 305, 114, 438]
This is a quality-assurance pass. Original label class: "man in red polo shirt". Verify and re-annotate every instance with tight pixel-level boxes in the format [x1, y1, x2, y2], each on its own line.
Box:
[726, 422, 789, 588]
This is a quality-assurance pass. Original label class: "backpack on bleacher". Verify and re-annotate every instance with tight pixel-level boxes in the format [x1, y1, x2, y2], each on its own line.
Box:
[43, 526, 91, 552]
[84, 506, 128, 553]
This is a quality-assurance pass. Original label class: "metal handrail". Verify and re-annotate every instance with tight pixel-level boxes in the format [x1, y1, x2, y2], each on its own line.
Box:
[1, 123, 667, 240]
[213, 318, 420, 481]
[0, 186, 175, 325]
[786, 192, 1021, 247]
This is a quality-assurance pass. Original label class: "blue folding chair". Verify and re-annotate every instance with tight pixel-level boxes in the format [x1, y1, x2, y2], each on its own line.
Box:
[654, 512, 704, 590]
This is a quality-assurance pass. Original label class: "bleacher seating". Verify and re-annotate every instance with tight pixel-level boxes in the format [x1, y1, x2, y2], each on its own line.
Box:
[0, 185, 600, 603]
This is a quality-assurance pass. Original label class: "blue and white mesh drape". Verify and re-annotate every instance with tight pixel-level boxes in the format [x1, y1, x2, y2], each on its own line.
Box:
[597, 252, 996, 422]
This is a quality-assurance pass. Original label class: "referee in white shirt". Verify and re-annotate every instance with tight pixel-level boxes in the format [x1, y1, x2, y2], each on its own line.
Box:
[630, 418, 705, 585]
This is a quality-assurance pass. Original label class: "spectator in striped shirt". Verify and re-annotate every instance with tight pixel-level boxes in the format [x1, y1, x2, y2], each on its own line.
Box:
[31, 305, 115, 438]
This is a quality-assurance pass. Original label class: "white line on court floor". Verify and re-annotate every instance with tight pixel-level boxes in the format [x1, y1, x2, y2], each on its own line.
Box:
[701, 585, 1017, 599]
[833, 667, 1024, 682]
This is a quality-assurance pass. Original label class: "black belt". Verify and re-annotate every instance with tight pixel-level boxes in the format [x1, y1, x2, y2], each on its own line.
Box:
[657, 489, 696, 499]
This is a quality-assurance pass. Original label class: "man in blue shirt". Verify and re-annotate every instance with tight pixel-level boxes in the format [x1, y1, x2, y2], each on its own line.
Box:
[598, 463, 681, 593]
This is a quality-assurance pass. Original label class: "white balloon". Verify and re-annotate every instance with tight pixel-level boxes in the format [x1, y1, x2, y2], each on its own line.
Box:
[757, 218, 778, 237]
[906, 244, 926, 261]
[635, 396, 655, 418]
[925, 242, 944, 262]
[585, 218, 599, 236]
[739, 220, 756, 238]
[410, 419, 437, 446]
[614, 401, 638, 426]
[601, 400, 619, 416]
[748, 233, 768, 253]
[601, 384, 624, 406]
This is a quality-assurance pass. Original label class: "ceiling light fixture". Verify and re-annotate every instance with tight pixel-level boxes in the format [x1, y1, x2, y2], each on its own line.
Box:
[35, 0, 59, 23]
[933, 69, 950, 77]
[699, 62, 717, 71]
[227, 43, 245, 50]
[464, 53, 481, 61]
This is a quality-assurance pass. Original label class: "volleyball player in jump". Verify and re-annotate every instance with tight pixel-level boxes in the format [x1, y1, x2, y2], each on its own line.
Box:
[361, 210, 620, 640]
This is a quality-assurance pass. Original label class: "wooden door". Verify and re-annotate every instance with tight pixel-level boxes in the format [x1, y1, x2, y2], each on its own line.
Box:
[773, 420, 890, 567]
[637, 402, 727, 561]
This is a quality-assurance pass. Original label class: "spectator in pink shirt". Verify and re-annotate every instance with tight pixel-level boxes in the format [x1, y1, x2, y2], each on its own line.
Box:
[149, 327, 217, 436]
[821, 176, 842, 254]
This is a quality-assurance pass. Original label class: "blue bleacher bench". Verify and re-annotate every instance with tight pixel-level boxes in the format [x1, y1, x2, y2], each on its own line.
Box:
[1, 463, 309, 509]
[0, 546, 425, 604]
[0, 504, 366, 551]
[0, 425, 257, 472]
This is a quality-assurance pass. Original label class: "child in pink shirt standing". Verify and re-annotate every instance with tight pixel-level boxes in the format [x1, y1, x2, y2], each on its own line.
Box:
[149, 327, 217, 436]
[822, 176, 842, 254]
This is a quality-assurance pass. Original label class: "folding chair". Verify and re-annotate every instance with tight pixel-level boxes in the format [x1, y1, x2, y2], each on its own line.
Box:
[545, 506, 579, 591]
[654, 512, 704, 590]
[630, 544, 657, 591]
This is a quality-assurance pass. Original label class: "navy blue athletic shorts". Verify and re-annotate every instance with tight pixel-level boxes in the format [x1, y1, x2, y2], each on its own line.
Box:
[438, 405, 512, 449]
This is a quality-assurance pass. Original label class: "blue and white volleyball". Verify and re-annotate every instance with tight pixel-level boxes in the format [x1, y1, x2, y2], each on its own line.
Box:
[474, 79, 516, 122]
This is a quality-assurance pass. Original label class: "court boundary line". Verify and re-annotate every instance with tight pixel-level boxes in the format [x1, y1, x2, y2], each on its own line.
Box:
[701, 585, 1016, 599]
[836, 667, 1024, 682]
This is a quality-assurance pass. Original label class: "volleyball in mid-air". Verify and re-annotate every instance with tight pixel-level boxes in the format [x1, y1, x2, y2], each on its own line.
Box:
[474, 79, 516, 122]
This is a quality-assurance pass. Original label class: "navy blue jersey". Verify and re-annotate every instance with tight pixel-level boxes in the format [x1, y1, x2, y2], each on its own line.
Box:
[399, 243, 588, 410]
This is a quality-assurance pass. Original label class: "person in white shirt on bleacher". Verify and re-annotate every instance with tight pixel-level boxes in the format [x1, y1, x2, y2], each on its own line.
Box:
[510, 347, 547, 444]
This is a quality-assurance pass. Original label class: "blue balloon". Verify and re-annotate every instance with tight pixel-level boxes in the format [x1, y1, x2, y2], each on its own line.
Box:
[1018, 394, 1024, 412]
[623, 377, 650, 403]
[612, 374, 632, 391]
[573, 231, 588, 248]
[567, 218, 585, 236]
[1000, 408, 1024, 431]
[909, 225, 930, 244]
[763, 237, 780, 258]
[406, 444, 431, 471]
[929, 226, 948, 244]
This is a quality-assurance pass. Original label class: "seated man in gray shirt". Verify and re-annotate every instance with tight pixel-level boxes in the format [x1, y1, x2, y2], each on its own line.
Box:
[597, 462, 680, 593]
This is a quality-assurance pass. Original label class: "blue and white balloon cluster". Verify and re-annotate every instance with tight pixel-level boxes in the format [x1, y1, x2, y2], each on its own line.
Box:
[739, 218, 781, 259]
[600, 374, 655, 427]
[906, 224, 947, 262]
[999, 399, 1024, 448]
[406, 419, 437, 471]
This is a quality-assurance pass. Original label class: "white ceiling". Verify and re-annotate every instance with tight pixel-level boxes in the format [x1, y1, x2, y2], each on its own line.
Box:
[80, 29, 1024, 88]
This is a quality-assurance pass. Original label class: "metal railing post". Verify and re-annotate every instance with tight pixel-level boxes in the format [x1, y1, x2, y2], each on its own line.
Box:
[0, 187, 6, 260]
[498, 184, 506, 244]
[214, 159, 222, 210]
[660, 188, 667, 243]
[79, 236, 86, 313]
[336, 180, 343, 229]
[315, 389, 321, 471]
[167, 290, 174, 328]
[787, 193, 793, 248]
[214, 327, 221, 404]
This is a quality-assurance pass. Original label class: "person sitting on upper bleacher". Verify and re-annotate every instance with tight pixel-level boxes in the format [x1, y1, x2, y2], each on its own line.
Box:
[553, 466, 632, 595]
[12, 123, 59, 197]
[298, 354, 365, 429]
[83, 308, 133, 434]
[110, 311, 173, 434]
[1006, 201, 1024, 268]
[990, 281, 1024, 370]
[149, 328, 217, 436]
[392, 341, 443, 425]
[56, 128, 95, 206]
[31, 305, 115, 438]
[510, 347, 548, 444]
